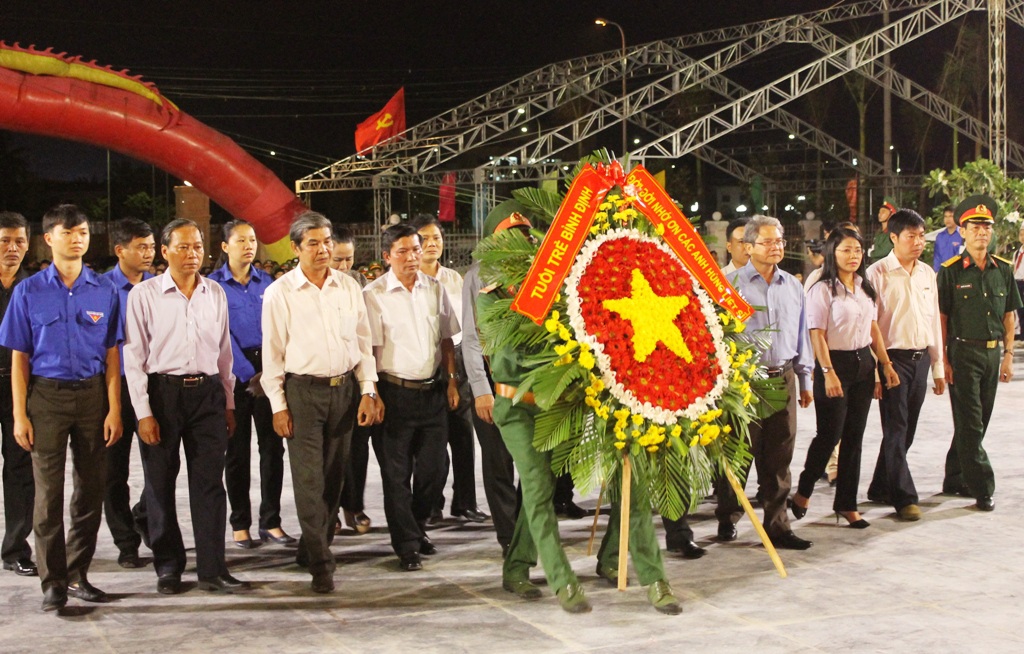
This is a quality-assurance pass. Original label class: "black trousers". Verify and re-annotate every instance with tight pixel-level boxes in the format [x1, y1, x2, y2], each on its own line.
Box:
[554, 473, 575, 506]
[285, 374, 357, 577]
[438, 349, 478, 513]
[868, 350, 930, 509]
[377, 379, 448, 556]
[662, 512, 694, 549]
[0, 373, 34, 564]
[225, 380, 283, 531]
[103, 380, 141, 554]
[140, 376, 228, 579]
[472, 407, 517, 547]
[28, 376, 107, 592]
[797, 347, 875, 512]
[340, 423, 374, 514]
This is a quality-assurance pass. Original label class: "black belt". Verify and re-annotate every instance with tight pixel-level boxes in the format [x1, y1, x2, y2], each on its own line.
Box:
[286, 372, 352, 387]
[954, 338, 1000, 349]
[764, 363, 793, 379]
[31, 374, 103, 390]
[889, 348, 928, 361]
[152, 373, 213, 388]
[380, 372, 437, 391]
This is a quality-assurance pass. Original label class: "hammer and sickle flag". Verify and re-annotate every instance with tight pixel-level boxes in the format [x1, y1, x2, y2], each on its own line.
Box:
[355, 87, 406, 152]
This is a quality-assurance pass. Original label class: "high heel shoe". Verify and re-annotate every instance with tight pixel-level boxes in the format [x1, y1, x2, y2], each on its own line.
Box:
[344, 509, 372, 534]
[835, 511, 870, 529]
[787, 496, 807, 520]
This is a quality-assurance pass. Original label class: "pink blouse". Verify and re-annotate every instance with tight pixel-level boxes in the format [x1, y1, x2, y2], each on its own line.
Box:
[805, 276, 877, 351]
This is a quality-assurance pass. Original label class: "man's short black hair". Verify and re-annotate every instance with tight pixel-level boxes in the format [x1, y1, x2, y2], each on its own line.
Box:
[161, 218, 202, 246]
[42, 204, 88, 233]
[725, 217, 749, 240]
[0, 211, 29, 237]
[410, 214, 443, 234]
[111, 217, 154, 248]
[382, 223, 420, 255]
[333, 225, 355, 245]
[887, 208, 926, 237]
[943, 206, 955, 214]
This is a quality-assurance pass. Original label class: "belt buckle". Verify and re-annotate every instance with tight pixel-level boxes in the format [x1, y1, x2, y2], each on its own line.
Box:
[986, 340, 998, 349]
[330, 376, 342, 387]
[183, 376, 201, 388]
[911, 351, 924, 361]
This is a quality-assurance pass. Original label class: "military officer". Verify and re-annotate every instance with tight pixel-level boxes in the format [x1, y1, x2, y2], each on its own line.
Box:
[937, 195, 1022, 511]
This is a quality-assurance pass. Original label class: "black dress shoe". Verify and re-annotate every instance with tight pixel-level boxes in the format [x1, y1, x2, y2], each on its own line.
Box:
[3, 558, 38, 576]
[41, 586, 67, 612]
[198, 573, 249, 593]
[157, 574, 182, 595]
[419, 536, 438, 555]
[311, 573, 335, 593]
[258, 528, 297, 545]
[770, 531, 813, 550]
[554, 501, 588, 519]
[676, 540, 707, 559]
[717, 523, 738, 542]
[68, 579, 109, 603]
[451, 507, 489, 522]
[117, 549, 141, 569]
[425, 508, 444, 526]
[399, 552, 422, 571]
[976, 496, 995, 512]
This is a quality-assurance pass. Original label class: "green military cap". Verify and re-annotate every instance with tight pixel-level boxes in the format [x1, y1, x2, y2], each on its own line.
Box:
[954, 194, 998, 226]
[482, 199, 547, 235]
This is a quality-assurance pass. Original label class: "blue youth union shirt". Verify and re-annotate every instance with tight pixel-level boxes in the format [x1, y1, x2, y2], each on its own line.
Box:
[105, 264, 153, 376]
[207, 263, 272, 383]
[0, 265, 120, 380]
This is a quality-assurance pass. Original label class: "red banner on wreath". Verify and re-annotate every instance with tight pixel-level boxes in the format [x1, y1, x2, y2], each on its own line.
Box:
[511, 165, 610, 323]
[624, 166, 753, 321]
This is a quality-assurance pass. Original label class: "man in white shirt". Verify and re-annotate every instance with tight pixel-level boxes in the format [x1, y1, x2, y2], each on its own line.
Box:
[720, 217, 750, 277]
[412, 215, 488, 524]
[865, 209, 945, 521]
[261, 211, 379, 593]
[363, 224, 460, 571]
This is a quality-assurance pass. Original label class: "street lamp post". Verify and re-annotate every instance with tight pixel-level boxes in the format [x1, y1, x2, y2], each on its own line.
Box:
[596, 18, 627, 159]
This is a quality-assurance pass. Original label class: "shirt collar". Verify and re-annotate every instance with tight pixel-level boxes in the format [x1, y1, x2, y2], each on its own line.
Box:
[291, 265, 341, 290]
[961, 254, 998, 270]
[159, 270, 208, 294]
[210, 263, 266, 285]
[108, 263, 152, 289]
[43, 262, 100, 288]
[739, 260, 781, 284]
[385, 268, 426, 292]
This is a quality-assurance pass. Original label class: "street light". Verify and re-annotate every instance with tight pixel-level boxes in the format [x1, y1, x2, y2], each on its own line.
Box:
[596, 18, 627, 158]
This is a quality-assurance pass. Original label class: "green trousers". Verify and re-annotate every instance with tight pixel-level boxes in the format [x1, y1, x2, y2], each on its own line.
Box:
[493, 396, 576, 591]
[945, 343, 1000, 498]
[597, 483, 668, 587]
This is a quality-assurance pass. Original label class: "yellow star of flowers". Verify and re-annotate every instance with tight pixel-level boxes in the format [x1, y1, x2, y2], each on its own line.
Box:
[602, 269, 693, 363]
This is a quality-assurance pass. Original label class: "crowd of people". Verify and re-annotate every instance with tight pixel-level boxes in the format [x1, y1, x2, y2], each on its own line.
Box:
[0, 194, 1019, 615]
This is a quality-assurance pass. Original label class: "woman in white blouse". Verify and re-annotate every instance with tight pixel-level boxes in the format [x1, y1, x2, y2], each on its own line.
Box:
[789, 227, 900, 528]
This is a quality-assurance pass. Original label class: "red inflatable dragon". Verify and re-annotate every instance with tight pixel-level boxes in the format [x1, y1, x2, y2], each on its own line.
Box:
[0, 42, 304, 253]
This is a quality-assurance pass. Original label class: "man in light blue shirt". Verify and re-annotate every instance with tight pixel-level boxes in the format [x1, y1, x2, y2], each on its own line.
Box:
[715, 215, 815, 551]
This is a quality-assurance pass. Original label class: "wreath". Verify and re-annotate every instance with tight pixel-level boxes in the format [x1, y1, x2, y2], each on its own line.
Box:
[474, 153, 785, 520]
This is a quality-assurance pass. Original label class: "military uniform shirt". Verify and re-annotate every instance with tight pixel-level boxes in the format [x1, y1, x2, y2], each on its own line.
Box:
[0, 265, 120, 380]
[937, 254, 1023, 340]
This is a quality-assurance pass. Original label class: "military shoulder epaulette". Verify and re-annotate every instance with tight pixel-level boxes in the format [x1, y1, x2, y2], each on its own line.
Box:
[993, 254, 1013, 266]
[941, 255, 962, 268]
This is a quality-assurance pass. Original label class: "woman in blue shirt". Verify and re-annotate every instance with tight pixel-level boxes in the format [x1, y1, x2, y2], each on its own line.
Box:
[209, 221, 294, 548]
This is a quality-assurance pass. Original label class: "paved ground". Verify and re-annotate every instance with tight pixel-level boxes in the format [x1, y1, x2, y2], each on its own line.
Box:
[2, 356, 1024, 653]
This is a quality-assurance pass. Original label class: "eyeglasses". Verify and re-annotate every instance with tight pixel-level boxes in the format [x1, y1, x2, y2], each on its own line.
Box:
[754, 239, 787, 249]
[835, 247, 864, 255]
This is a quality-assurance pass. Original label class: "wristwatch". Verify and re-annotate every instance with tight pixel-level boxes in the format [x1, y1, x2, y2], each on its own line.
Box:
[363, 392, 377, 400]
[820, 366, 832, 374]
[448, 372, 460, 381]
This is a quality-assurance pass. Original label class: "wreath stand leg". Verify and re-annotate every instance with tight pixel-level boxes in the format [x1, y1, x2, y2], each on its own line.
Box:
[586, 481, 606, 556]
[617, 455, 631, 591]
[724, 466, 788, 579]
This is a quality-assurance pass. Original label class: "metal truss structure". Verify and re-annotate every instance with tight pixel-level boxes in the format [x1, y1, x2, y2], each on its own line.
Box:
[296, 0, 1016, 227]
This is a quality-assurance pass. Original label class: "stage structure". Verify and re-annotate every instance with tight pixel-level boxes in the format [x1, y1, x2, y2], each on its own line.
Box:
[296, 0, 1021, 230]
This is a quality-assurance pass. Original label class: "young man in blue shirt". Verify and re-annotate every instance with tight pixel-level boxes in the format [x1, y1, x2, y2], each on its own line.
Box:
[0, 204, 122, 611]
[933, 207, 963, 271]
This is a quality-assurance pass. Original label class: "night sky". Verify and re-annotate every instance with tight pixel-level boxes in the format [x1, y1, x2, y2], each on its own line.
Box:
[4, 0, 865, 181]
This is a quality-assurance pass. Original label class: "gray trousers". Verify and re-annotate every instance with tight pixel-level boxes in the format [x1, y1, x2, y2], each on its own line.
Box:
[285, 375, 357, 577]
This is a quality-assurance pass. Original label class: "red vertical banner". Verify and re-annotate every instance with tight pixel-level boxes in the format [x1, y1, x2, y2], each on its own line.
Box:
[624, 166, 753, 321]
[438, 172, 456, 223]
[511, 165, 610, 323]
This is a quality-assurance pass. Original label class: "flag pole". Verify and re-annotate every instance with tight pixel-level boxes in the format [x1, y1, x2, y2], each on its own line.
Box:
[724, 465, 787, 578]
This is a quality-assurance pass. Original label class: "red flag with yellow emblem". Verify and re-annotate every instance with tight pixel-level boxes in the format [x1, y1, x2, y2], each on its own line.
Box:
[355, 88, 406, 152]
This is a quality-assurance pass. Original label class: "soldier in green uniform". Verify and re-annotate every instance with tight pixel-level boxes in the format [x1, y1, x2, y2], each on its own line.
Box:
[870, 200, 897, 263]
[937, 195, 1021, 512]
